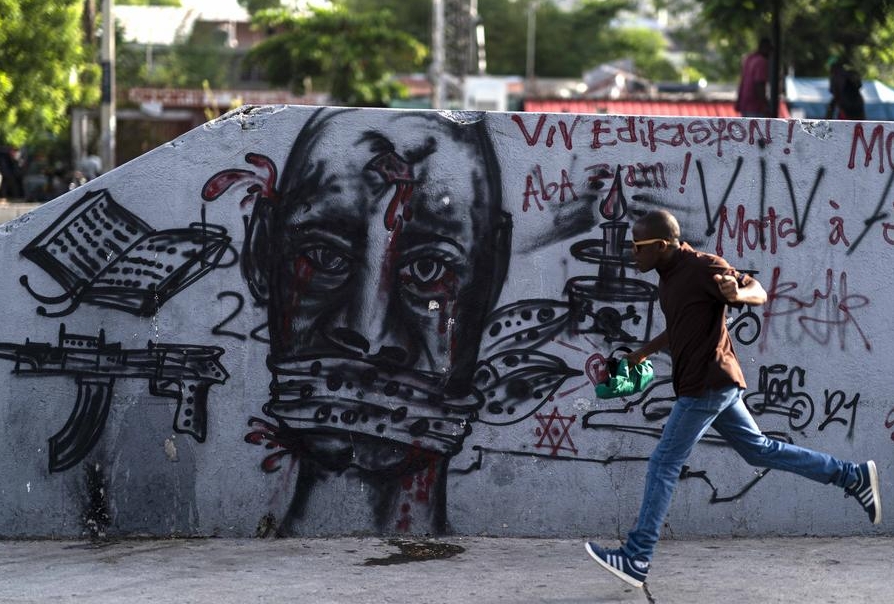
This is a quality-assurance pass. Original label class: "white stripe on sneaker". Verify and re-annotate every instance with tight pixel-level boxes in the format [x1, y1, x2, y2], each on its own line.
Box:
[585, 543, 645, 589]
[868, 460, 882, 524]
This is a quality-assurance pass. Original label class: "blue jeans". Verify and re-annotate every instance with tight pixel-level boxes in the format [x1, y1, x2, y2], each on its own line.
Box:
[622, 386, 857, 563]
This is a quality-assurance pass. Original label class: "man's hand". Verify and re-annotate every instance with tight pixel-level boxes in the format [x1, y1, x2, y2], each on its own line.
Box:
[714, 274, 740, 302]
[624, 351, 649, 367]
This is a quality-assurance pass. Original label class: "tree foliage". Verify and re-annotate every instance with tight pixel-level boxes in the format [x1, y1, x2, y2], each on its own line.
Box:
[163, 24, 240, 89]
[661, 0, 894, 82]
[482, 0, 638, 78]
[336, 0, 432, 48]
[331, 0, 677, 81]
[117, 0, 685, 107]
[237, 0, 285, 16]
[0, 0, 100, 147]
[116, 0, 181, 5]
[117, 20, 241, 90]
[246, 5, 427, 105]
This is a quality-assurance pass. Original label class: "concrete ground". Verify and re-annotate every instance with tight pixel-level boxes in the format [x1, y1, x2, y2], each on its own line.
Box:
[0, 536, 889, 604]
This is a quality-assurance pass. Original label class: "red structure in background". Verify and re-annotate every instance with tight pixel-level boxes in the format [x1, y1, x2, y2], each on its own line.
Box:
[524, 99, 791, 119]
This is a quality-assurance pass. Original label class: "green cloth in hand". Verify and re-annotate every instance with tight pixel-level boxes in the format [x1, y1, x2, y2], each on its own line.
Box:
[595, 358, 654, 399]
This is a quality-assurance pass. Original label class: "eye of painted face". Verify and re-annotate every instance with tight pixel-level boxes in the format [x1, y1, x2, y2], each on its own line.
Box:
[304, 245, 350, 274]
[396, 242, 465, 305]
[398, 251, 459, 296]
[406, 258, 446, 284]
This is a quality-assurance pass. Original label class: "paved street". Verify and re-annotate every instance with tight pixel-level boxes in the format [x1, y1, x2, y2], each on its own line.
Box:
[0, 535, 889, 603]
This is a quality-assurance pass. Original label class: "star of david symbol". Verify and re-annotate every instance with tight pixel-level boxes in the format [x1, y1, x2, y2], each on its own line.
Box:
[534, 406, 578, 456]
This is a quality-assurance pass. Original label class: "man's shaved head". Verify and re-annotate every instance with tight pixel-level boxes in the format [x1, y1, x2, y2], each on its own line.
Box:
[634, 210, 681, 243]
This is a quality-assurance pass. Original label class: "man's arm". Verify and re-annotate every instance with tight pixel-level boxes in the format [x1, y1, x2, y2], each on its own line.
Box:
[625, 330, 669, 366]
[713, 274, 767, 306]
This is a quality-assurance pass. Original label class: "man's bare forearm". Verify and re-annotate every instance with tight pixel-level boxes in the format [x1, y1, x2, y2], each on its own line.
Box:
[626, 331, 669, 365]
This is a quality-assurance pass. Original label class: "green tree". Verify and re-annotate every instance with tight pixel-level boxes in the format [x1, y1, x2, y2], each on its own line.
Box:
[237, 0, 283, 16]
[335, 0, 432, 49]
[165, 24, 240, 89]
[662, 0, 894, 83]
[116, 22, 164, 90]
[482, 0, 676, 81]
[0, 0, 100, 148]
[117, 18, 239, 90]
[608, 27, 679, 82]
[247, 5, 427, 105]
[116, 0, 181, 5]
[478, 0, 535, 75]
[314, 0, 678, 82]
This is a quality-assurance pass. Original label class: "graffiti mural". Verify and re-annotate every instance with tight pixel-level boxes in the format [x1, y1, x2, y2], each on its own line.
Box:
[0, 105, 891, 538]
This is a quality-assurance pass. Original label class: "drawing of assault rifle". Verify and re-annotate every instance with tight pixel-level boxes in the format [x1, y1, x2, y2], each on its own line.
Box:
[0, 324, 229, 472]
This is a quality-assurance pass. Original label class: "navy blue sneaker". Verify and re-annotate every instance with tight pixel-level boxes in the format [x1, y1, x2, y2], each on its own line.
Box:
[585, 542, 649, 588]
[845, 460, 881, 524]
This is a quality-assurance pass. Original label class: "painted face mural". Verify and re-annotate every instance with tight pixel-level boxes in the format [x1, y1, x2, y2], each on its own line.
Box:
[237, 109, 515, 532]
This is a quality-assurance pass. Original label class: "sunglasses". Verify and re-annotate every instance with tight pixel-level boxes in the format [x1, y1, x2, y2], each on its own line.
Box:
[631, 238, 668, 252]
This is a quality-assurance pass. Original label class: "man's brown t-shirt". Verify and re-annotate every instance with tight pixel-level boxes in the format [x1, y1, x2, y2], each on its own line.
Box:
[656, 243, 752, 397]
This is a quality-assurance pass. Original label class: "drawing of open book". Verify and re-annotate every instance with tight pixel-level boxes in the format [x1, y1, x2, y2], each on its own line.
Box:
[19, 189, 231, 317]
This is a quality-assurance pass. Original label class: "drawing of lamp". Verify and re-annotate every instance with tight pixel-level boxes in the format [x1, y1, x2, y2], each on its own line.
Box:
[564, 169, 658, 343]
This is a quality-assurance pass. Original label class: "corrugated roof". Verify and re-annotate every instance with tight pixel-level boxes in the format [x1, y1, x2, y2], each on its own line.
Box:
[524, 99, 791, 119]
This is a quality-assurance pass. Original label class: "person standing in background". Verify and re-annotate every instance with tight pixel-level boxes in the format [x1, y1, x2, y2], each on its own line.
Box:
[735, 37, 773, 118]
[77, 145, 103, 181]
[827, 57, 866, 120]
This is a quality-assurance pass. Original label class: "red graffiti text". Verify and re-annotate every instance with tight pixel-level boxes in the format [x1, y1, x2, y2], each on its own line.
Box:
[714, 204, 800, 257]
[760, 267, 871, 353]
[591, 117, 772, 157]
[522, 165, 579, 211]
[585, 162, 668, 191]
[848, 123, 894, 173]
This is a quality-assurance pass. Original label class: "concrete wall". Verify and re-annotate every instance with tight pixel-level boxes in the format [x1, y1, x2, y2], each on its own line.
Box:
[1, 105, 891, 539]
